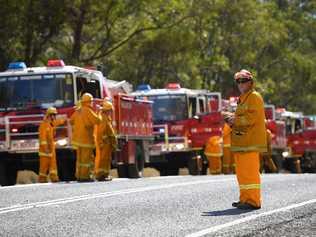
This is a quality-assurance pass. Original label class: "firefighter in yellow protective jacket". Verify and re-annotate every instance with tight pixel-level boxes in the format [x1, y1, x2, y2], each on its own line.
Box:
[38, 107, 65, 183]
[94, 100, 117, 181]
[260, 129, 277, 173]
[204, 136, 223, 174]
[222, 122, 235, 174]
[70, 93, 102, 182]
[227, 69, 267, 210]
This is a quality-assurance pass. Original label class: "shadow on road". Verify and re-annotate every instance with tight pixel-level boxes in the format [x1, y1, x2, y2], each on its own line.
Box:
[202, 208, 254, 216]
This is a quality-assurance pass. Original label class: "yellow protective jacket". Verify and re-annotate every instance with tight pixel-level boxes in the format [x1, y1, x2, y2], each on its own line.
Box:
[70, 104, 102, 148]
[204, 136, 223, 157]
[231, 89, 267, 152]
[38, 118, 65, 157]
[38, 120, 55, 157]
[95, 114, 117, 149]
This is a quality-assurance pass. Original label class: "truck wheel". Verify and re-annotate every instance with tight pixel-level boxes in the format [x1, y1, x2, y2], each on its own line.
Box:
[187, 156, 200, 175]
[272, 154, 282, 172]
[57, 149, 76, 182]
[127, 141, 145, 178]
[159, 166, 179, 176]
[117, 164, 128, 178]
[0, 158, 7, 186]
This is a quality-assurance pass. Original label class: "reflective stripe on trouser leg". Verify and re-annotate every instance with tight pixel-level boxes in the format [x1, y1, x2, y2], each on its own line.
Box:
[49, 150, 59, 182]
[95, 144, 112, 179]
[222, 147, 233, 174]
[39, 156, 50, 182]
[235, 151, 261, 207]
[207, 156, 222, 174]
[76, 147, 94, 180]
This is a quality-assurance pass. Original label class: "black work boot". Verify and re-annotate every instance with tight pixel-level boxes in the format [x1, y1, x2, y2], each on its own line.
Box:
[236, 203, 261, 210]
[232, 201, 241, 207]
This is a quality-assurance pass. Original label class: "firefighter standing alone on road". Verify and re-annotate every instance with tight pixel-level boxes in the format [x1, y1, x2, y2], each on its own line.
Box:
[204, 136, 223, 174]
[94, 99, 117, 181]
[227, 69, 267, 210]
[70, 93, 102, 182]
[38, 107, 65, 183]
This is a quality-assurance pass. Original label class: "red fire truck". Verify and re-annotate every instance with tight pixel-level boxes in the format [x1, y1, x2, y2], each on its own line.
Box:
[0, 60, 153, 185]
[264, 104, 287, 171]
[131, 83, 222, 175]
[275, 108, 316, 173]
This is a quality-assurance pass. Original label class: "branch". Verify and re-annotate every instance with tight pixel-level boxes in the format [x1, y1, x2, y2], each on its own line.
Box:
[81, 15, 192, 62]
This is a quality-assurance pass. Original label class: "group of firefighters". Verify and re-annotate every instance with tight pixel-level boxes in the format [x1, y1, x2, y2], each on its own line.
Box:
[37, 68, 276, 210]
[38, 93, 117, 183]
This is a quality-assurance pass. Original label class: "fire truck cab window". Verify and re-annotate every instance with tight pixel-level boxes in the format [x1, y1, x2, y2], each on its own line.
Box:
[0, 74, 74, 111]
[188, 97, 197, 118]
[76, 77, 101, 100]
[198, 97, 205, 114]
[149, 95, 188, 123]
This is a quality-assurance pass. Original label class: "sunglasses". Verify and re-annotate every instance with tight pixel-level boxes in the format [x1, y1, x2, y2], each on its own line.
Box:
[236, 78, 251, 84]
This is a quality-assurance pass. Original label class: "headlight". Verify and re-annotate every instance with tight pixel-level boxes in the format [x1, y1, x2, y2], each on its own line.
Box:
[159, 128, 165, 133]
[175, 143, 185, 150]
[282, 151, 289, 158]
[56, 138, 68, 146]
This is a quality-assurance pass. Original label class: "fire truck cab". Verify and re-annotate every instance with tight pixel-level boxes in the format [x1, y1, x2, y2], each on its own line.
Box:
[275, 108, 316, 172]
[0, 60, 153, 185]
[132, 83, 222, 175]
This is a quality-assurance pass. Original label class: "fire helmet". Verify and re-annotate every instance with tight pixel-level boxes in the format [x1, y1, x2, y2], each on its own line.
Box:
[102, 100, 113, 111]
[81, 93, 93, 103]
[46, 107, 58, 116]
[234, 69, 253, 81]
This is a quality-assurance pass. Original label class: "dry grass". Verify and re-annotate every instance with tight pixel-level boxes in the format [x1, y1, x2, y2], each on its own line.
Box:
[16, 170, 38, 184]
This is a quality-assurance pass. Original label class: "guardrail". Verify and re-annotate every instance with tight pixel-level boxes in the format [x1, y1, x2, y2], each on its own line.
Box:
[0, 114, 71, 153]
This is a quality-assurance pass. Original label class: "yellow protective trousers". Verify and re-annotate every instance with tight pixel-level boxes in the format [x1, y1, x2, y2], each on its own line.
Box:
[95, 144, 112, 180]
[204, 136, 223, 175]
[38, 151, 59, 183]
[234, 151, 261, 208]
[222, 146, 235, 174]
[207, 156, 222, 174]
[75, 147, 94, 180]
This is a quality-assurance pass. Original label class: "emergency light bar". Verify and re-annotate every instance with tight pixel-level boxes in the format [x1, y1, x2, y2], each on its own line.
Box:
[136, 84, 151, 91]
[166, 83, 181, 89]
[47, 59, 65, 67]
[7, 62, 27, 70]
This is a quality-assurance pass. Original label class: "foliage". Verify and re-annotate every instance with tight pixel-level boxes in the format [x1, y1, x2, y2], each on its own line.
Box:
[0, 0, 315, 113]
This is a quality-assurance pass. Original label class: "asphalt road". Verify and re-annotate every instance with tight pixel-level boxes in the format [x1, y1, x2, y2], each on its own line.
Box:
[0, 174, 315, 237]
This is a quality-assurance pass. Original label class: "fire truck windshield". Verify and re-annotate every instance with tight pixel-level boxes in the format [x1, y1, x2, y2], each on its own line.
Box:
[148, 94, 188, 123]
[0, 73, 74, 111]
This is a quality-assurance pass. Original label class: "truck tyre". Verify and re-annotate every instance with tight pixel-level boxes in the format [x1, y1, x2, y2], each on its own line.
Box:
[272, 154, 282, 172]
[0, 158, 7, 186]
[127, 141, 145, 178]
[159, 166, 179, 176]
[57, 149, 76, 182]
[187, 156, 200, 175]
[117, 164, 128, 178]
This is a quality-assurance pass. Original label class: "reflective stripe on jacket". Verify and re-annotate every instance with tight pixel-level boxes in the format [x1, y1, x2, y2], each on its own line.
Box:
[231, 89, 267, 152]
[38, 120, 54, 157]
[70, 104, 101, 148]
[95, 114, 117, 149]
[204, 136, 223, 157]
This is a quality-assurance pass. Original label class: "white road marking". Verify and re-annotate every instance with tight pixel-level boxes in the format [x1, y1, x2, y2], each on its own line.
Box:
[186, 198, 316, 237]
[0, 178, 128, 190]
[0, 178, 234, 215]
